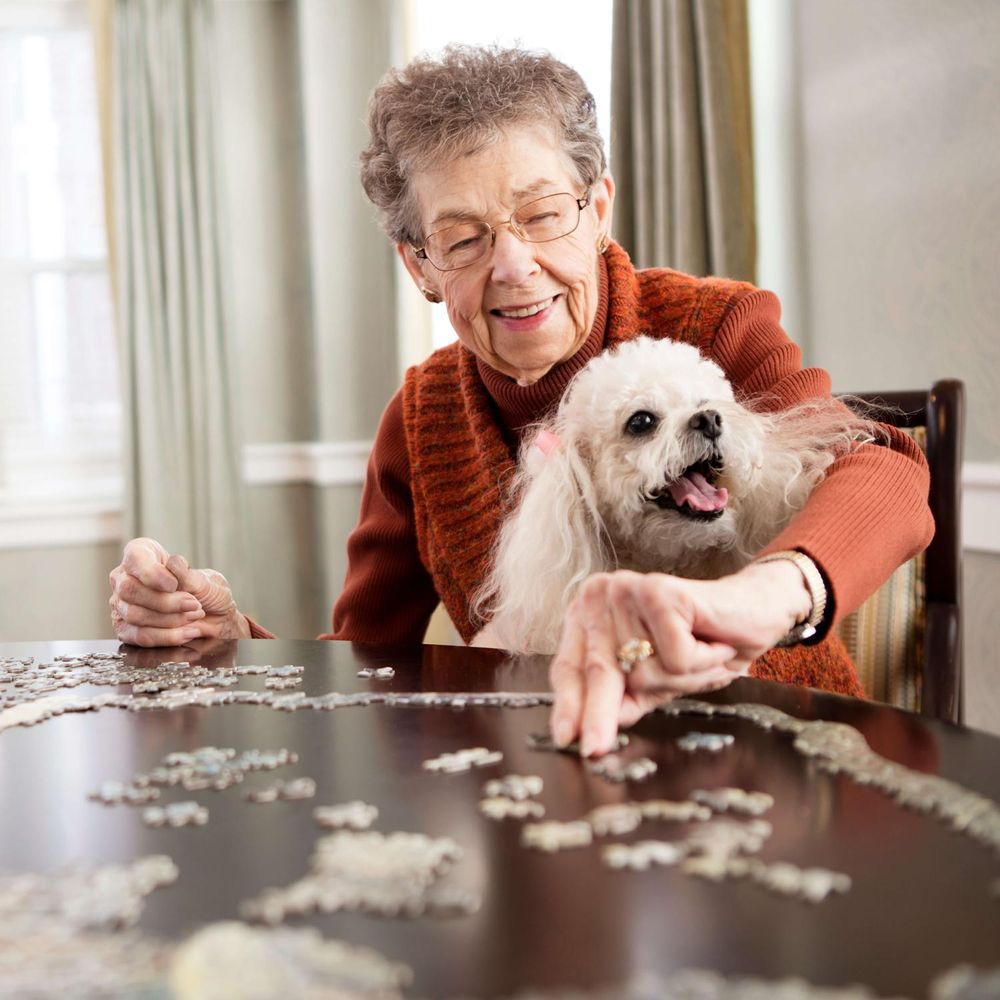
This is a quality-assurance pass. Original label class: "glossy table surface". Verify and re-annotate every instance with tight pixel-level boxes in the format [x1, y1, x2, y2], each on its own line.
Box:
[1, 638, 999, 998]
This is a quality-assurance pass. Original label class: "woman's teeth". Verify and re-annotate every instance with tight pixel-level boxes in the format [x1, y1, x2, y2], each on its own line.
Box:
[496, 296, 555, 319]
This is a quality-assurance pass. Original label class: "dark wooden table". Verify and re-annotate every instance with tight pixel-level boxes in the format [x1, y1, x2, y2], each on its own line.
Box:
[1, 639, 999, 998]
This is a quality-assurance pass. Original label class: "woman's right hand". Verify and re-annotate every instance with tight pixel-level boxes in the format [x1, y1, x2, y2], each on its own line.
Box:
[109, 538, 250, 647]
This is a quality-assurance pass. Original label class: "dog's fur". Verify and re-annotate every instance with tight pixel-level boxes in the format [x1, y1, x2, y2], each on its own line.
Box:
[472, 337, 875, 653]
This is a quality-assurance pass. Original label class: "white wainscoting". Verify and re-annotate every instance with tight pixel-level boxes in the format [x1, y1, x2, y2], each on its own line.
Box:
[1, 447, 998, 557]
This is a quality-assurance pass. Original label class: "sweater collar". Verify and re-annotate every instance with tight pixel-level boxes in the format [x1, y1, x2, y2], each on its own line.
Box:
[475, 250, 612, 432]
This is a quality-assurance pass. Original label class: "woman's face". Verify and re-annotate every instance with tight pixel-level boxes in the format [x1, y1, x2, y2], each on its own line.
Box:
[398, 125, 614, 385]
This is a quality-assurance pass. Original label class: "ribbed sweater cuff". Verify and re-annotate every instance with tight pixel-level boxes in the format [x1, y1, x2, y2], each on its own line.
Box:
[760, 445, 933, 624]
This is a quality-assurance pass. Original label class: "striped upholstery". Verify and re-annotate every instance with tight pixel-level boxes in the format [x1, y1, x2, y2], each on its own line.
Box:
[834, 426, 927, 711]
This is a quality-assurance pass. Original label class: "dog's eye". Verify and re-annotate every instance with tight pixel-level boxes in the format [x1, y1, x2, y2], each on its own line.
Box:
[624, 410, 659, 436]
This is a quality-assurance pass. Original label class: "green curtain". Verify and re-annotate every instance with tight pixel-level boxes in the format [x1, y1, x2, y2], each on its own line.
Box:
[113, 0, 251, 597]
[611, 0, 757, 280]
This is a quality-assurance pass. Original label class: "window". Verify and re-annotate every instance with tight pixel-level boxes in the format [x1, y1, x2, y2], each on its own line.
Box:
[400, 1, 614, 353]
[0, 3, 120, 529]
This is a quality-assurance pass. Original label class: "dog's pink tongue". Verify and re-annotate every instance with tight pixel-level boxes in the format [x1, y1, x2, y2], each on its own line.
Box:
[668, 471, 729, 512]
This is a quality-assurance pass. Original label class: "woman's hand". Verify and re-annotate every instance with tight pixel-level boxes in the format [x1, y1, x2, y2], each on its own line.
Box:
[109, 538, 250, 647]
[548, 561, 813, 756]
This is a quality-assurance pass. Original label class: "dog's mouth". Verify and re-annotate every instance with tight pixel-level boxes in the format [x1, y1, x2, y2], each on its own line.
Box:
[646, 456, 728, 521]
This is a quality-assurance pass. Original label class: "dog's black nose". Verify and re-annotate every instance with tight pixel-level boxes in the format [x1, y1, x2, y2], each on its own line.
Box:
[689, 409, 723, 440]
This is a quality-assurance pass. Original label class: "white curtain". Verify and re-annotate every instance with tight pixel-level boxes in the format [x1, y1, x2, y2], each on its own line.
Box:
[112, 0, 251, 597]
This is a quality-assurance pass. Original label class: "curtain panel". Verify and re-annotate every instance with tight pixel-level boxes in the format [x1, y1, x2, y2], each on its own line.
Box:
[110, 0, 251, 597]
[611, 0, 757, 281]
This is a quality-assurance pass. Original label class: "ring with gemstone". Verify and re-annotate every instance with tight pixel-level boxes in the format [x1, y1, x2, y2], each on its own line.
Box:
[616, 638, 654, 674]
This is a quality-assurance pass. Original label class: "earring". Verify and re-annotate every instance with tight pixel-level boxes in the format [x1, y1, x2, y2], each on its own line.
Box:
[596, 233, 610, 254]
[420, 287, 442, 304]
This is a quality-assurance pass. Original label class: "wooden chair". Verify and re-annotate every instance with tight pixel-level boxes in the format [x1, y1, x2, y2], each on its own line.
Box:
[836, 380, 965, 724]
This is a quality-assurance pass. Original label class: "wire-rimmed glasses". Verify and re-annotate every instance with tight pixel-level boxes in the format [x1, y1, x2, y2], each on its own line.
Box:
[413, 191, 591, 271]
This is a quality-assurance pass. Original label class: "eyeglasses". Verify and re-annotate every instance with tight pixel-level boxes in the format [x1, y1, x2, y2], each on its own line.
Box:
[413, 191, 591, 271]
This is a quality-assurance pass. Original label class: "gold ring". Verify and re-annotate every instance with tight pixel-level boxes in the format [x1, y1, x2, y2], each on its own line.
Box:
[616, 637, 654, 674]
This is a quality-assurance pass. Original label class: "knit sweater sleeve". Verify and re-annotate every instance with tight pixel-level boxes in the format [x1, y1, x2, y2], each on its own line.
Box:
[703, 287, 934, 625]
[323, 389, 441, 644]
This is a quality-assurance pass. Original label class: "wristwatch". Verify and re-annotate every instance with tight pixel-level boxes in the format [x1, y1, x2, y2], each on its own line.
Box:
[754, 550, 827, 647]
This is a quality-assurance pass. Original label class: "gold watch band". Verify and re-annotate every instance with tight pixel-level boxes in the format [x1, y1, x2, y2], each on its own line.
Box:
[754, 550, 827, 646]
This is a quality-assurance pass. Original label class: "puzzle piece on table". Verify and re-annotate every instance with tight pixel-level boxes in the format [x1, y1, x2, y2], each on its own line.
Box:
[677, 731, 735, 753]
[602, 840, 688, 871]
[690, 788, 775, 817]
[586, 803, 644, 836]
[142, 802, 208, 828]
[521, 820, 593, 853]
[482, 774, 543, 800]
[314, 801, 379, 830]
[265, 677, 303, 690]
[693, 856, 852, 903]
[88, 780, 161, 806]
[683, 817, 773, 863]
[587, 755, 657, 784]
[526, 731, 630, 755]
[0, 854, 177, 935]
[240, 830, 476, 923]
[169, 921, 412, 998]
[267, 665, 304, 678]
[244, 778, 316, 804]
[480, 796, 545, 821]
[637, 800, 713, 823]
[357, 667, 395, 679]
[422, 747, 503, 773]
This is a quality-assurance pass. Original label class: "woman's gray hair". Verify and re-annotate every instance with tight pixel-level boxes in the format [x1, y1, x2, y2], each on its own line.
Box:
[360, 44, 606, 246]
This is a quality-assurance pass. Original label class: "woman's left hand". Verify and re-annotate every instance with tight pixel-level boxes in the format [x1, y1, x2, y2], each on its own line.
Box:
[548, 561, 813, 756]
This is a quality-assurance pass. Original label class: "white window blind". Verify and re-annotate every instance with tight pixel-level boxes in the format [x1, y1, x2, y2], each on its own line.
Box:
[0, 5, 121, 533]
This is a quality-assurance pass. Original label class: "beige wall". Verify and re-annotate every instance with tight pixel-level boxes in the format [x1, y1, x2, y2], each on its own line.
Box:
[0, 542, 120, 642]
[781, 0, 1000, 732]
[796, 0, 1000, 460]
[964, 552, 1000, 734]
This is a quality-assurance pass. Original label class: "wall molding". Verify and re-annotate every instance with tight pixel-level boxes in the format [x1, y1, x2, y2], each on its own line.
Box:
[0, 495, 123, 549]
[3, 448, 1000, 557]
[242, 440, 371, 487]
[962, 462, 1000, 556]
[0, 441, 372, 550]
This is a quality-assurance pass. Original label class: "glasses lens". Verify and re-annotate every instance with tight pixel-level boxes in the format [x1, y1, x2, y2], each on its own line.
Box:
[424, 222, 492, 270]
[512, 193, 581, 243]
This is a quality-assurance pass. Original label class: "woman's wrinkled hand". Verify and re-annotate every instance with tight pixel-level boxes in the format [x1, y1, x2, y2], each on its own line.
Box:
[108, 538, 250, 647]
[548, 561, 812, 757]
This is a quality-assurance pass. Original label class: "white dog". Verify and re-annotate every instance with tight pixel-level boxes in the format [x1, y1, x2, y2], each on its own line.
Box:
[472, 337, 873, 654]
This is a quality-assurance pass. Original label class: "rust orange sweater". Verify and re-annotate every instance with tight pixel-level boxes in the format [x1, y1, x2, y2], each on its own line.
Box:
[254, 243, 934, 697]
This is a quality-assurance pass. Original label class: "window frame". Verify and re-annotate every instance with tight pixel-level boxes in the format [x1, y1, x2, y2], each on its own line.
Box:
[0, 0, 123, 548]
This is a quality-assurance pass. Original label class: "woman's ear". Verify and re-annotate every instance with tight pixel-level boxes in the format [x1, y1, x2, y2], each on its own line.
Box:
[396, 243, 441, 300]
[592, 171, 615, 239]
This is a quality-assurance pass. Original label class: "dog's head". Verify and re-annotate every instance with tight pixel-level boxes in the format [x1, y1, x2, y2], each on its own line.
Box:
[549, 337, 769, 566]
[478, 335, 866, 650]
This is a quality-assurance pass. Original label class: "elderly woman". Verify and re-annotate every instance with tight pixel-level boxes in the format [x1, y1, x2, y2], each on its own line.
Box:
[109, 46, 933, 757]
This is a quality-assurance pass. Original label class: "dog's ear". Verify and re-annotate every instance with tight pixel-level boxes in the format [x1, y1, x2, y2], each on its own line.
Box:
[472, 427, 610, 652]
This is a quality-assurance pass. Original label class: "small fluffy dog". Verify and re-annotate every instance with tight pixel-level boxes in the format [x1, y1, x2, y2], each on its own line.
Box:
[472, 337, 873, 653]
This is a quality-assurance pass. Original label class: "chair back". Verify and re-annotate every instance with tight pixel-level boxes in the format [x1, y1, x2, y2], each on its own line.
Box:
[835, 381, 965, 723]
